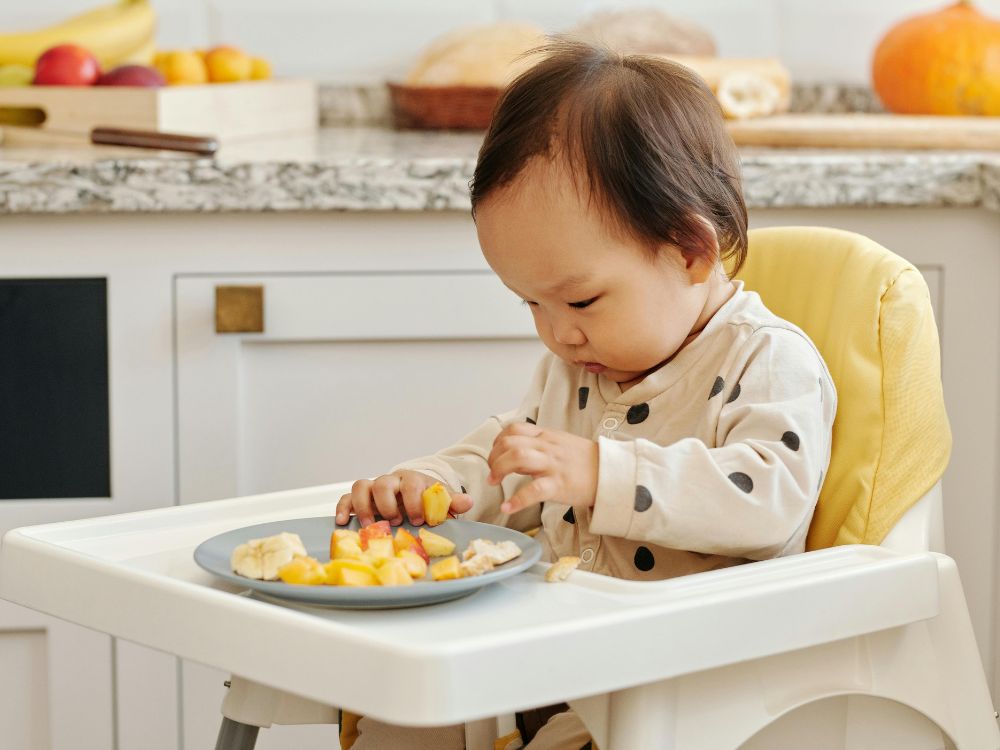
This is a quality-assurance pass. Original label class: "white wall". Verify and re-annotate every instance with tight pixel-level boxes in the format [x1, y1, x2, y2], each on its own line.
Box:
[4, 0, 999, 85]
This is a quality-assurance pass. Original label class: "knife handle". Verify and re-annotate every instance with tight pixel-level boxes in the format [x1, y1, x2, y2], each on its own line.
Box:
[90, 127, 219, 156]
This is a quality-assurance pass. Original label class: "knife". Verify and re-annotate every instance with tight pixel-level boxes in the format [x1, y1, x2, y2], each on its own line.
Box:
[0, 107, 219, 156]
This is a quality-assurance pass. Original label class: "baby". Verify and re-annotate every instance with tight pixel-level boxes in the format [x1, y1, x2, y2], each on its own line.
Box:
[338, 39, 836, 750]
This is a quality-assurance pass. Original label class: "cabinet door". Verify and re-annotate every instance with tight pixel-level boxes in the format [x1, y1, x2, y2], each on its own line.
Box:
[175, 271, 543, 748]
[0, 275, 171, 749]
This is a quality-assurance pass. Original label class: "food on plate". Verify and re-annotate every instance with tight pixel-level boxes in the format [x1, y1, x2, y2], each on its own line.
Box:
[278, 555, 327, 585]
[393, 528, 430, 562]
[396, 549, 429, 579]
[418, 527, 456, 557]
[375, 558, 414, 586]
[359, 520, 392, 549]
[462, 538, 521, 565]
[231, 532, 307, 580]
[332, 536, 365, 561]
[430, 555, 462, 581]
[545, 556, 581, 583]
[232, 525, 525, 588]
[459, 554, 494, 578]
[326, 559, 380, 587]
[365, 537, 395, 563]
[421, 482, 452, 526]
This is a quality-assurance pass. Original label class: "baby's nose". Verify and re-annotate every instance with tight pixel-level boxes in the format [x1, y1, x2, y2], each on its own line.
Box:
[552, 322, 586, 347]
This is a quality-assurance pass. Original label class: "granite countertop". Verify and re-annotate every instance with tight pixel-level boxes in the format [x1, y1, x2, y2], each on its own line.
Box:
[2, 125, 1000, 215]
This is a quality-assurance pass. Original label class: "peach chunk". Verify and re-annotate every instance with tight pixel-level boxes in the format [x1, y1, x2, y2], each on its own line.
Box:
[365, 537, 395, 563]
[430, 555, 461, 581]
[375, 558, 414, 586]
[278, 556, 327, 585]
[333, 537, 364, 561]
[418, 527, 456, 557]
[325, 559, 379, 586]
[396, 549, 429, 579]
[421, 482, 452, 526]
[359, 520, 392, 550]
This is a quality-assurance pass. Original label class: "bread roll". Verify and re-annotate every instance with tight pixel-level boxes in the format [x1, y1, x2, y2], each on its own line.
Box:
[406, 22, 546, 87]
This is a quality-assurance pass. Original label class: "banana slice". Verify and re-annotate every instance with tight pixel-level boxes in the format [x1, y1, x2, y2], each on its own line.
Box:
[716, 71, 781, 120]
[459, 553, 495, 578]
[231, 532, 307, 581]
[462, 538, 522, 565]
[545, 556, 581, 583]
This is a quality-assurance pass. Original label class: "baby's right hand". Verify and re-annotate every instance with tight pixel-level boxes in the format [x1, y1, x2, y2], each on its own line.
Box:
[335, 471, 473, 527]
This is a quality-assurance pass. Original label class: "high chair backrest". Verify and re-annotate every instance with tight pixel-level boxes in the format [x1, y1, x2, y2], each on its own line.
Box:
[737, 227, 951, 550]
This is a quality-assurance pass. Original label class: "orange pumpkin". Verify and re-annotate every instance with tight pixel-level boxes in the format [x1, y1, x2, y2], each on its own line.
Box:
[872, 0, 1000, 115]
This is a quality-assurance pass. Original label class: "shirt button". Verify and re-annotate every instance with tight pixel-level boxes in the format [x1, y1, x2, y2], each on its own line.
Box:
[602, 417, 620, 430]
[581, 548, 595, 563]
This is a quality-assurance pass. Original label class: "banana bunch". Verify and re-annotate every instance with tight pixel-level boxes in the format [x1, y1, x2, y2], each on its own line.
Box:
[0, 0, 156, 68]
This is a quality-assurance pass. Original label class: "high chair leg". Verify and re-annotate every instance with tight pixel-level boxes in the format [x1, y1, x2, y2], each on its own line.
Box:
[214, 717, 259, 750]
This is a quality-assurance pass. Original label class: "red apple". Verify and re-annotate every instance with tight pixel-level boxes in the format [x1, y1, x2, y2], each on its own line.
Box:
[34, 44, 101, 86]
[96, 65, 165, 87]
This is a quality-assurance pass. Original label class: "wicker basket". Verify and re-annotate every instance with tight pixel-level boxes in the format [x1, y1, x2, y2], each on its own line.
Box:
[387, 82, 502, 130]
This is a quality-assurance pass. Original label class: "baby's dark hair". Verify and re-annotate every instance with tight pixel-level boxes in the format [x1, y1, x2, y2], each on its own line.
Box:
[470, 39, 748, 274]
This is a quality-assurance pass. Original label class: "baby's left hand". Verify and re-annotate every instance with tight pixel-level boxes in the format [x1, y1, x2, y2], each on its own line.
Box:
[487, 422, 598, 514]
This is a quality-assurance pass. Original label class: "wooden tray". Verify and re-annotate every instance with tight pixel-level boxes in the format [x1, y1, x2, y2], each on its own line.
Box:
[0, 78, 317, 144]
[727, 113, 1000, 150]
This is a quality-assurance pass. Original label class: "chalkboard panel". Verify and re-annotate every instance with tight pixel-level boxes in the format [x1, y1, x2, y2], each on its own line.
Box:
[0, 278, 110, 499]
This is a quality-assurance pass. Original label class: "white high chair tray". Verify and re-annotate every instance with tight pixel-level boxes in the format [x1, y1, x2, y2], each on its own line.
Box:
[0, 482, 940, 727]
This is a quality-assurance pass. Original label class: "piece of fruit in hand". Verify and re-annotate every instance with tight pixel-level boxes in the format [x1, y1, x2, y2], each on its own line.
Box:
[421, 482, 452, 526]
[375, 557, 414, 586]
[278, 556, 327, 585]
[430, 555, 461, 581]
[418, 527, 456, 557]
[396, 549, 429, 579]
[359, 520, 392, 550]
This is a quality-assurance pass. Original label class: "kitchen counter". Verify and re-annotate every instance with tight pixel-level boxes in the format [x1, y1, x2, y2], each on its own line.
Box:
[0, 125, 998, 214]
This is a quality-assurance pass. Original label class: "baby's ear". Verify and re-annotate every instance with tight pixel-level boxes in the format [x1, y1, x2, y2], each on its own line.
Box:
[683, 215, 719, 285]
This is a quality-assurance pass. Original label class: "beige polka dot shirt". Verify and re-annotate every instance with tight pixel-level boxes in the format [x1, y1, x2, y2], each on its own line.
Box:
[394, 283, 837, 580]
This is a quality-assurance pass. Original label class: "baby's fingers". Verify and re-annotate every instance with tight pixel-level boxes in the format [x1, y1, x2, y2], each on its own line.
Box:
[337, 479, 375, 525]
[488, 444, 548, 485]
[501, 477, 556, 515]
[449, 492, 474, 516]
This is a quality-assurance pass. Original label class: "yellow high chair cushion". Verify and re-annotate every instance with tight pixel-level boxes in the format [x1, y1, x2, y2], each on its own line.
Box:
[738, 227, 951, 549]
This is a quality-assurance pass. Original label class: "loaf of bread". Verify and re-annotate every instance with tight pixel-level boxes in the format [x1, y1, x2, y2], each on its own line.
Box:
[663, 55, 792, 119]
[569, 8, 716, 56]
[406, 22, 546, 87]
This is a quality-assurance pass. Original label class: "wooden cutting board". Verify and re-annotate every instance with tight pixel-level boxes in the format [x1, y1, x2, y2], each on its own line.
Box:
[727, 113, 1000, 150]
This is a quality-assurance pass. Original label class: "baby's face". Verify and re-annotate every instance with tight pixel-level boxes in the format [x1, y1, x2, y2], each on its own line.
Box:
[476, 158, 716, 388]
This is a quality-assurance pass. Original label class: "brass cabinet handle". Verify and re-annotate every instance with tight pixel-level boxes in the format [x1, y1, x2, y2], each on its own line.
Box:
[215, 285, 264, 334]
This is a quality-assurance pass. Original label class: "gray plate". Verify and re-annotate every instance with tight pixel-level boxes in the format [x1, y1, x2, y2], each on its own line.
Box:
[194, 517, 542, 609]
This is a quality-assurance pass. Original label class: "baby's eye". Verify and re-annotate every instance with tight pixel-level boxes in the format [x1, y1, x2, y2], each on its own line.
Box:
[520, 299, 538, 307]
[568, 297, 598, 309]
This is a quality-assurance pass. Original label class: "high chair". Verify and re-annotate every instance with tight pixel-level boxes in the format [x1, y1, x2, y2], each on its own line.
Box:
[214, 227, 999, 750]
